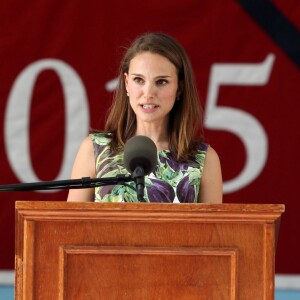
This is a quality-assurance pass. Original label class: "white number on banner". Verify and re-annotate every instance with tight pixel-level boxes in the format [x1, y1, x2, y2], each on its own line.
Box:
[4, 59, 89, 192]
[205, 54, 275, 193]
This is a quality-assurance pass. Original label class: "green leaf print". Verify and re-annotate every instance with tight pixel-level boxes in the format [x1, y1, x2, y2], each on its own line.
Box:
[188, 168, 201, 186]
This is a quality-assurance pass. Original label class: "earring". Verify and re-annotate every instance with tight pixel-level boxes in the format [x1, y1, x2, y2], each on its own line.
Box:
[126, 91, 129, 97]
[176, 95, 181, 101]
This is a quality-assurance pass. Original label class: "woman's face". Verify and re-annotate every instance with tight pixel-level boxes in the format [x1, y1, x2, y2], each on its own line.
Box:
[124, 52, 178, 128]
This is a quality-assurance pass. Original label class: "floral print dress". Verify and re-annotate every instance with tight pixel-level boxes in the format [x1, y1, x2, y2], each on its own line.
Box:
[91, 133, 208, 203]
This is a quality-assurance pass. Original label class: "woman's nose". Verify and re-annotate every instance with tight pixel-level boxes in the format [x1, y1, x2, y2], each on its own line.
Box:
[143, 83, 156, 99]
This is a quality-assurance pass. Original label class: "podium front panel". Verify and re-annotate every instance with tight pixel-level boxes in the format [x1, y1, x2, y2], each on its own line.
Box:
[15, 202, 284, 300]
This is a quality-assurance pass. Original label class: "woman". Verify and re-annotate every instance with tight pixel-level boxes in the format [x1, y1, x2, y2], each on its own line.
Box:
[67, 32, 222, 203]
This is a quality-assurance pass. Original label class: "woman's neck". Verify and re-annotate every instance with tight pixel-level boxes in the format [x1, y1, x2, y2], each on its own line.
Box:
[135, 124, 169, 151]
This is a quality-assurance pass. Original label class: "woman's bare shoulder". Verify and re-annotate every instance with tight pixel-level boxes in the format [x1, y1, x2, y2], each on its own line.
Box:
[200, 145, 223, 203]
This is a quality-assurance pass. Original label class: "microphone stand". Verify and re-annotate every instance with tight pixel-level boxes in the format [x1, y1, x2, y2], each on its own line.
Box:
[0, 175, 133, 192]
[132, 166, 146, 202]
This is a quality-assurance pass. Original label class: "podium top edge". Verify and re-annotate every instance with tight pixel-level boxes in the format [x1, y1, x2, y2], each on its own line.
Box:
[15, 201, 285, 213]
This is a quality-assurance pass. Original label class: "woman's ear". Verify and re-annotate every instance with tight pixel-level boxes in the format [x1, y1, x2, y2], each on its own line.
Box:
[124, 73, 128, 88]
[176, 81, 184, 100]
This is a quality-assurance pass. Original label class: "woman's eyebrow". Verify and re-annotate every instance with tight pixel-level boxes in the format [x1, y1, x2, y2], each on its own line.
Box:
[130, 73, 172, 79]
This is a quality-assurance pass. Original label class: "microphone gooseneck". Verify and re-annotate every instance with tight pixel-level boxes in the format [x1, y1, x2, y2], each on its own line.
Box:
[123, 135, 157, 202]
[0, 135, 158, 203]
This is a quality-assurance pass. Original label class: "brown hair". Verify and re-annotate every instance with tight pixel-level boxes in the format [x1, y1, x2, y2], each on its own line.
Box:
[105, 32, 203, 161]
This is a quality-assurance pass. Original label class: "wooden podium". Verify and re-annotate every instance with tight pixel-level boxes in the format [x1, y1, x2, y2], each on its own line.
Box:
[15, 202, 284, 299]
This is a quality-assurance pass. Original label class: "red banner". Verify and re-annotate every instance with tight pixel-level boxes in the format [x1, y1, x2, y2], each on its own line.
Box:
[0, 0, 299, 273]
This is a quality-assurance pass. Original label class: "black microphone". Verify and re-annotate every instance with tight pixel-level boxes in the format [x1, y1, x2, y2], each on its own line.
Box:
[124, 135, 157, 202]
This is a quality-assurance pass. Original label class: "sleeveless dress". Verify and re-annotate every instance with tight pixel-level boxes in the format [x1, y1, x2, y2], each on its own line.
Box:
[90, 133, 208, 203]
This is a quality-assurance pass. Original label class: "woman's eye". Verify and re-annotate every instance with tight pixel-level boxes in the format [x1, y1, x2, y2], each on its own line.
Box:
[156, 79, 168, 86]
[133, 77, 144, 84]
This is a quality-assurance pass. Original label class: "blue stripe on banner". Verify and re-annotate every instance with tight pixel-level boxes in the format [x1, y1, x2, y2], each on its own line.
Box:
[1, 271, 300, 299]
[276, 290, 300, 300]
[0, 286, 14, 299]
[237, 0, 300, 68]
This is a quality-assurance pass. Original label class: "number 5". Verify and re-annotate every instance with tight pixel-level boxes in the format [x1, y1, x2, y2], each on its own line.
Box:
[205, 54, 275, 193]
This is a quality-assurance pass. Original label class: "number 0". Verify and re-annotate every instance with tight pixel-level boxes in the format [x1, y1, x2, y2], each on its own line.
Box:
[4, 59, 89, 191]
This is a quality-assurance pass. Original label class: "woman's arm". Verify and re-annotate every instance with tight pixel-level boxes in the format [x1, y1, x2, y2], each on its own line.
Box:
[199, 146, 223, 203]
[67, 136, 96, 202]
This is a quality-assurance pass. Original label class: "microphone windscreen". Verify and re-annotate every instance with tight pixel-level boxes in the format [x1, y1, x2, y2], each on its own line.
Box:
[124, 135, 157, 175]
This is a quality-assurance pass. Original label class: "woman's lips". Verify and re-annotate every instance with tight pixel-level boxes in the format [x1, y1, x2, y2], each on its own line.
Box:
[141, 104, 158, 109]
[139, 104, 159, 112]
